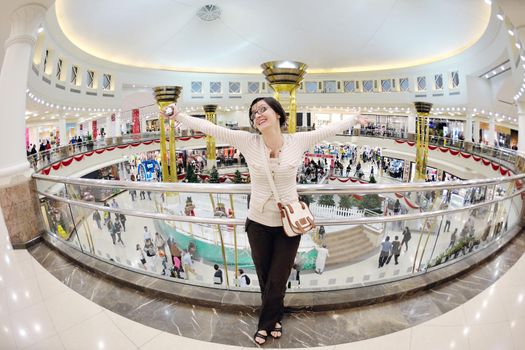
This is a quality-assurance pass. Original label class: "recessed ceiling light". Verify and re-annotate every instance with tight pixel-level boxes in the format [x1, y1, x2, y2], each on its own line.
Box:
[508, 29, 514, 36]
[497, 13, 504, 21]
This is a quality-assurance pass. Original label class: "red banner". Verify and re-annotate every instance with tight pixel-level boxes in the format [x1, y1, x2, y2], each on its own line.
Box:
[132, 109, 140, 134]
[92, 120, 97, 140]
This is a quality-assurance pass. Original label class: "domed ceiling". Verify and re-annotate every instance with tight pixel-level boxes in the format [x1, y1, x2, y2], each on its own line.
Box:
[55, 0, 491, 73]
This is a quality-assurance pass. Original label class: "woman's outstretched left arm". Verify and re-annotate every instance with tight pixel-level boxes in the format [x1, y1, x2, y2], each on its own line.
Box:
[295, 115, 366, 149]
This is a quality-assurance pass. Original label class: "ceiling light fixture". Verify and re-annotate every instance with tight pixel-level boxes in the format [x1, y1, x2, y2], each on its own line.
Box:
[197, 5, 222, 21]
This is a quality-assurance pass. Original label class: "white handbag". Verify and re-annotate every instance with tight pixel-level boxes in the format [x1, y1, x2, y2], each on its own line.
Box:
[261, 143, 316, 237]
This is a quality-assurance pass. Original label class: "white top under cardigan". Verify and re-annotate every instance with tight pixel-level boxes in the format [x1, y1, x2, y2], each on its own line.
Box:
[175, 113, 357, 227]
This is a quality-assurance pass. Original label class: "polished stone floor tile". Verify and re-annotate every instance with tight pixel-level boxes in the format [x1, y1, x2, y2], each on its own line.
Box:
[25, 334, 65, 350]
[468, 322, 515, 350]
[494, 285, 525, 322]
[462, 289, 508, 325]
[44, 287, 103, 332]
[334, 329, 410, 350]
[8, 302, 58, 349]
[0, 323, 17, 350]
[423, 305, 467, 327]
[140, 331, 247, 350]
[58, 312, 138, 350]
[509, 318, 525, 350]
[5, 277, 44, 314]
[103, 309, 162, 348]
[410, 325, 470, 350]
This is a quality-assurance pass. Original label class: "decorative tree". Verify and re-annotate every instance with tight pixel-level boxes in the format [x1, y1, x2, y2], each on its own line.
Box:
[185, 163, 199, 183]
[338, 194, 360, 209]
[233, 169, 243, 184]
[362, 194, 382, 213]
[318, 194, 336, 207]
[209, 166, 220, 183]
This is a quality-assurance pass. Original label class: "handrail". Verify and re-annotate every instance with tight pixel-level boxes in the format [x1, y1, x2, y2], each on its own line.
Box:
[37, 185, 525, 226]
[33, 172, 524, 194]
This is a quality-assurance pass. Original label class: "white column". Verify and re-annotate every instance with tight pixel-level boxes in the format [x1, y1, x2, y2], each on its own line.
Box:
[464, 113, 473, 142]
[58, 114, 67, 146]
[115, 113, 122, 137]
[140, 114, 147, 133]
[473, 119, 481, 143]
[105, 115, 114, 138]
[407, 113, 416, 134]
[0, 4, 46, 183]
[487, 115, 496, 146]
[518, 102, 525, 152]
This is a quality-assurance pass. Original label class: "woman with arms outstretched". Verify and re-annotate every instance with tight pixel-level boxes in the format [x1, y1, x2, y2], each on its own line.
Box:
[164, 97, 365, 345]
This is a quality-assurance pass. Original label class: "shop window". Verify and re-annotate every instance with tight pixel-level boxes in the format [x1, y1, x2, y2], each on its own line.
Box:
[324, 80, 337, 93]
[305, 81, 317, 93]
[87, 70, 95, 89]
[363, 80, 374, 92]
[434, 74, 443, 90]
[56, 58, 63, 80]
[381, 79, 392, 92]
[344, 81, 356, 92]
[417, 76, 426, 91]
[210, 81, 222, 94]
[71, 65, 79, 85]
[248, 81, 260, 94]
[43, 49, 50, 74]
[103, 74, 112, 91]
[191, 81, 202, 94]
[229, 82, 241, 94]
[450, 71, 459, 88]
[400, 78, 409, 92]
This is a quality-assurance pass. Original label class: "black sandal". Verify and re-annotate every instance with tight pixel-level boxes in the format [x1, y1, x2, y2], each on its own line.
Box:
[271, 322, 282, 339]
[254, 330, 268, 345]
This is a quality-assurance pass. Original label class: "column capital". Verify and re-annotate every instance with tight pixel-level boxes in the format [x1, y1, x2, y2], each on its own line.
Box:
[6, 3, 46, 49]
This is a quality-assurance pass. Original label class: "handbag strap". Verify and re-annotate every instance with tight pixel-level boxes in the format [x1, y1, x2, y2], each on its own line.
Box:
[260, 140, 283, 204]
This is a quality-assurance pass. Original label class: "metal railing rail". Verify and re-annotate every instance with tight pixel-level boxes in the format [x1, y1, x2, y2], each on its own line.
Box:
[36, 184, 525, 226]
[33, 172, 525, 194]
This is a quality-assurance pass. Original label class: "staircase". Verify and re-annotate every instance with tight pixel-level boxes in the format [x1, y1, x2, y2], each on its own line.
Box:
[323, 225, 378, 266]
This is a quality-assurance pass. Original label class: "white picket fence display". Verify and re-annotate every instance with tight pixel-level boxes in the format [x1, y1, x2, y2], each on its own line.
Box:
[310, 203, 364, 219]
[309, 203, 384, 233]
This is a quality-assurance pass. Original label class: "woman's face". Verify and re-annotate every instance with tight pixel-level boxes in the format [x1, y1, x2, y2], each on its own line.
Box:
[250, 100, 280, 132]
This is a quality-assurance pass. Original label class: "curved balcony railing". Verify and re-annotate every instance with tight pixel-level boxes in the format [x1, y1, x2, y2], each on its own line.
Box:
[27, 131, 206, 172]
[33, 166, 525, 292]
[28, 129, 522, 175]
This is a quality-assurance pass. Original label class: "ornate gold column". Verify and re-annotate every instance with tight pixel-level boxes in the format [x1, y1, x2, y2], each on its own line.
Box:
[203, 104, 218, 170]
[153, 86, 182, 182]
[261, 61, 307, 133]
[414, 102, 433, 181]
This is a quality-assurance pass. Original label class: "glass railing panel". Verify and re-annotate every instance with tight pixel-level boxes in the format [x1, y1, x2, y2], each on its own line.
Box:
[33, 170, 525, 292]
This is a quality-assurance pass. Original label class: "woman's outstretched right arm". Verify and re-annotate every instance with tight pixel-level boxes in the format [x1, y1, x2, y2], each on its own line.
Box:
[166, 106, 251, 149]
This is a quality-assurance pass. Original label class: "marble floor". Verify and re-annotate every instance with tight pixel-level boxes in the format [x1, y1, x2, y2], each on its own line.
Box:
[1, 199, 525, 349]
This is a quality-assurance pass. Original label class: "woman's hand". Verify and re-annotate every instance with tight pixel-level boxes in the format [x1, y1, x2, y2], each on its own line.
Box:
[161, 103, 179, 119]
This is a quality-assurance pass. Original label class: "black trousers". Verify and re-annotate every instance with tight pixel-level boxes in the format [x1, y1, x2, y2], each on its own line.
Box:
[246, 219, 301, 332]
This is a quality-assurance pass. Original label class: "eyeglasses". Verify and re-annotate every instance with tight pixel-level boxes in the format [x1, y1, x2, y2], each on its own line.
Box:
[250, 106, 268, 121]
